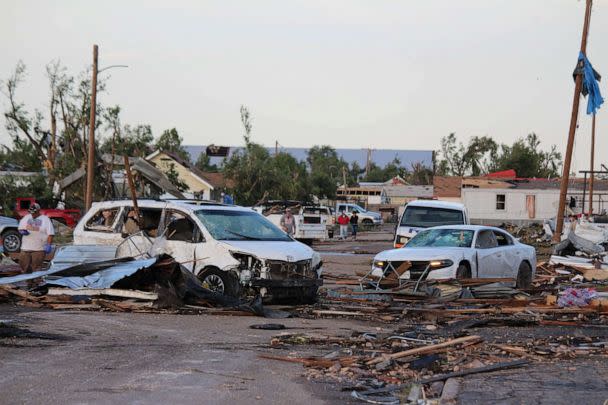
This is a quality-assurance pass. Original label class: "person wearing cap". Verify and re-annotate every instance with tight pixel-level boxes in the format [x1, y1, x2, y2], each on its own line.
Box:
[17, 203, 55, 273]
[280, 208, 296, 236]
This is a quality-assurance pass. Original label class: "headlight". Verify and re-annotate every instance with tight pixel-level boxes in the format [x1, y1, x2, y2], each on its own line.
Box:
[429, 259, 454, 269]
[373, 260, 386, 269]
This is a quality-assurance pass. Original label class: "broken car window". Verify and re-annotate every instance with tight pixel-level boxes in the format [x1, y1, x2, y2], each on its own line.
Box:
[401, 207, 464, 228]
[406, 229, 473, 248]
[195, 209, 292, 241]
[164, 210, 202, 243]
[122, 207, 162, 237]
[493, 231, 513, 246]
[85, 208, 120, 232]
[476, 230, 499, 249]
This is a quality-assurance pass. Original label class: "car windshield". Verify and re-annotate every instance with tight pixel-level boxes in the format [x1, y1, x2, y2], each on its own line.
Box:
[195, 209, 293, 241]
[407, 228, 474, 248]
[401, 206, 464, 228]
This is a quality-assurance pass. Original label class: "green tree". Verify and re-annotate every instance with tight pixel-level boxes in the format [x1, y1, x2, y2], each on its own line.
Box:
[101, 124, 153, 157]
[165, 162, 189, 192]
[494, 133, 561, 178]
[224, 105, 275, 204]
[306, 145, 349, 198]
[437, 132, 561, 178]
[195, 153, 218, 172]
[155, 128, 190, 161]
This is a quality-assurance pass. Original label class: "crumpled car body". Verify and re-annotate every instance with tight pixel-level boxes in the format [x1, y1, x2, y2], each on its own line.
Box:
[372, 225, 536, 284]
[74, 200, 323, 301]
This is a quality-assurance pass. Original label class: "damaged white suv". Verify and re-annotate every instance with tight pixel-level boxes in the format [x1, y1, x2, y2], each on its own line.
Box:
[73, 200, 323, 302]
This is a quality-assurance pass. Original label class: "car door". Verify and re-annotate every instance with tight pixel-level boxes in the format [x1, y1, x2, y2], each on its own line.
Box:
[116, 206, 164, 258]
[155, 209, 205, 272]
[492, 230, 520, 278]
[475, 230, 503, 278]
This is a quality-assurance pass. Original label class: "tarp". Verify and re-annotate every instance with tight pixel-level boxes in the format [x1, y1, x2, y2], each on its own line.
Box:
[578, 52, 604, 115]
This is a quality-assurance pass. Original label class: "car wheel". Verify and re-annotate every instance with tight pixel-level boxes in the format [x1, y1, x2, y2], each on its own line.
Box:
[516, 261, 532, 289]
[455, 263, 471, 279]
[2, 230, 21, 253]
[198, 268, 239, 297]
[362, 218, 373, 225]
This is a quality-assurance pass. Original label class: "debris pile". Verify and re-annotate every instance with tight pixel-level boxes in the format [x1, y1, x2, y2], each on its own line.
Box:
[0, 255, 274, 317]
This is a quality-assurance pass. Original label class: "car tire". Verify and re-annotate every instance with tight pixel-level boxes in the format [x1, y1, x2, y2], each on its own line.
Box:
[455, 263, 471, 279]
[198, 267, 240, 297]
[516, 261, 532, 289]
[362, 218, 373, 225]
[2, 229, 21, 253]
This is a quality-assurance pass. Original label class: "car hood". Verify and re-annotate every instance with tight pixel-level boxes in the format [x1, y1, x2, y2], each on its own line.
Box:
[375, 247, 467, 261]
[220, 240, 314, 262]
[0, 216, 18, 226]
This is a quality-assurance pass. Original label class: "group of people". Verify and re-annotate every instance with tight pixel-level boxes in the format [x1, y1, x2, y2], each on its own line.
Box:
[337, 210, 358, 240]
[279, 208, 360, 241]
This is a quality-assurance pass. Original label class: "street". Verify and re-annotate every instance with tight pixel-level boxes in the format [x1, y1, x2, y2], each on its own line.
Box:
[2, 228, 608, 404]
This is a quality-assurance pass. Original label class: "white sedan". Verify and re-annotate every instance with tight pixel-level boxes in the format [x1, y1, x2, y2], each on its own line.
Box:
[371, 225, 536, 288]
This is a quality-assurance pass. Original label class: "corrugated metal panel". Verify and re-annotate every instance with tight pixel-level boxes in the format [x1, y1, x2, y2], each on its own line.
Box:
[50, 245, 118, 271]
[47, 257, 158, 289]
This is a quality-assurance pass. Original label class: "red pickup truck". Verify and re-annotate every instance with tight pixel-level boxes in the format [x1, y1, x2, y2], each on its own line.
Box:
[14, 198, 82, 228]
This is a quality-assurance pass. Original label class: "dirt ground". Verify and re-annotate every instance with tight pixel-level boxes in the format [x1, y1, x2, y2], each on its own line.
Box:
[2, 227, 608, 404]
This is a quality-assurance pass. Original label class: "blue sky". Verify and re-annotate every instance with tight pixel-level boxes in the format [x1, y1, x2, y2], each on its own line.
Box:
[1, 0, 607, 172]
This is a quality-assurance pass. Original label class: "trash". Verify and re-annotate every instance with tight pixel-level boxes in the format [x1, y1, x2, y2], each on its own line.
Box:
[557, 288, 598, 307]
[249, 323, 286, 330]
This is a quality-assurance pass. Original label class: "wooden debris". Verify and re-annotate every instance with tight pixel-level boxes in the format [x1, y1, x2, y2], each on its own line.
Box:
[46, 287, 158, 300]
[367, 335, 483, 365]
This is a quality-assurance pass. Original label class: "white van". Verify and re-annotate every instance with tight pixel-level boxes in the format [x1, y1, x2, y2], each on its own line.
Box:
[74, 200, 323, 301]
[394, 200, 469, 248]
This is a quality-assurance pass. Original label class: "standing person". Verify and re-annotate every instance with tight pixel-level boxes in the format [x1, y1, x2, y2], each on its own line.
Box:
[337, 211, 350, 240]
[350, 210, 359, 240]
[18, 203, 54, 273]
[280, 208, 296, 237]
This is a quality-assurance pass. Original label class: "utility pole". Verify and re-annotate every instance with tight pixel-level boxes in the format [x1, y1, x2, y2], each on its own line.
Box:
[85, 44, 99, 211]
[589, 113, 596, 216]
[364, 148, 372, 178]
[342, 166, 347, 189]
[275, 140, 278, 155]
[553, 0, 593, 241]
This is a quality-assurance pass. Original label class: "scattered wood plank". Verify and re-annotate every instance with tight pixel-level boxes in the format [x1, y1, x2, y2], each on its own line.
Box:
[367, 335, 483, 365]
[46, 287, 158, 301]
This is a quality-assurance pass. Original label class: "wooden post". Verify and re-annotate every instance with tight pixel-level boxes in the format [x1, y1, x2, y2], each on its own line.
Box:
[553, 0, 593, 241]
[589, 113, 596, 216]
[123, 155, 140, 219]
[85, 44, 99, 211]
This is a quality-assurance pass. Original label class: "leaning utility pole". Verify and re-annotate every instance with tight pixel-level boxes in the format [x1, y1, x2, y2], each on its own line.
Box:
[85, 44, 99, 211]
[589, 113, 596, 215]
[553, 0, 593, 241]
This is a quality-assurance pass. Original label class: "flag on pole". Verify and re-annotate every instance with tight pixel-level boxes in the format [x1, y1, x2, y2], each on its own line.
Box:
[578, 52, 604, 115]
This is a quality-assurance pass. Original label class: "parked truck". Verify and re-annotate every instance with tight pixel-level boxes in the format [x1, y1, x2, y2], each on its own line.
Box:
[254, 201, 329, 244]
[394, 200, 469, 248]
[335, 202, 383, 225]
[14, 197, 81, 228]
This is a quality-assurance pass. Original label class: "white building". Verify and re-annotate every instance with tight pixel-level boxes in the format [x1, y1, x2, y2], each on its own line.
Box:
[462, 179, 608, 225]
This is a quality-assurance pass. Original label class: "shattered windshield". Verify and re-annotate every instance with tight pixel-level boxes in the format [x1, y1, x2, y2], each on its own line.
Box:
[195, 209, 293, 242]
[407, 229, 473, 248]
[401, 207, 464, 228]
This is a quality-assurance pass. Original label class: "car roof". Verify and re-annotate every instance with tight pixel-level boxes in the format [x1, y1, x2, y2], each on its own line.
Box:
[90, 200, 255, 214]
[427, 224, 512, 233]
[405, 200, 465, 210]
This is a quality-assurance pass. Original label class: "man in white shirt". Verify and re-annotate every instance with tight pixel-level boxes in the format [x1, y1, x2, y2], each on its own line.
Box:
[18, 203, 54, 273]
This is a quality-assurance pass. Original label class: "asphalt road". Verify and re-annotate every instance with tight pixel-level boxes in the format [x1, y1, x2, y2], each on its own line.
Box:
[0, 306, 375, 404]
